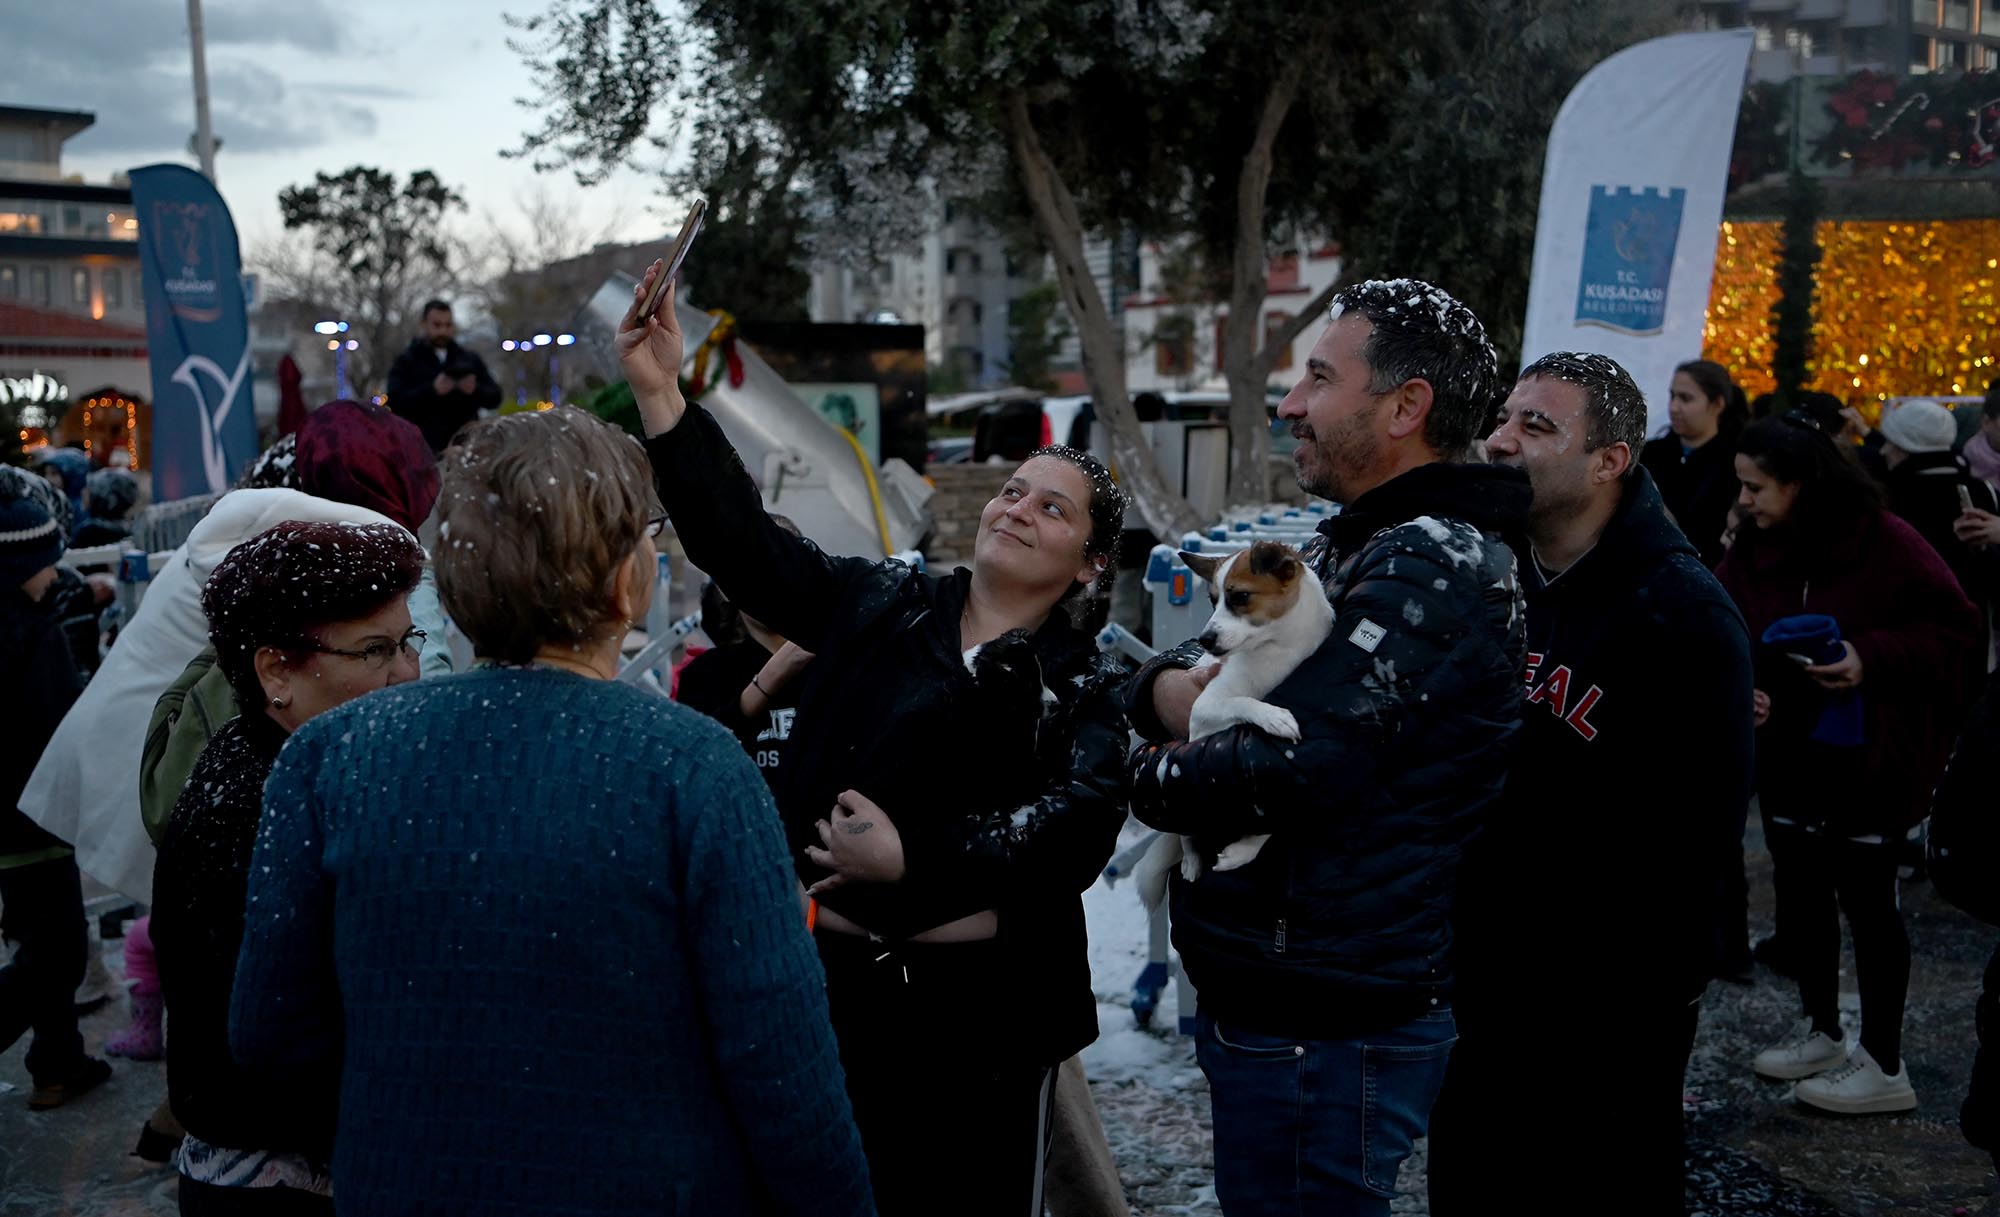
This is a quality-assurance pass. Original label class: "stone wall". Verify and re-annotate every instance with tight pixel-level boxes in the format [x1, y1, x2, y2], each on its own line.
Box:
[922, 462, 1012, 566]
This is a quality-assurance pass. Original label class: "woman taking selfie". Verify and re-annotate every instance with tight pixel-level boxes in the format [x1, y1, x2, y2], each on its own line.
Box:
[1717, 414, 1980, 1115]
[621, 265, 1132, 1216]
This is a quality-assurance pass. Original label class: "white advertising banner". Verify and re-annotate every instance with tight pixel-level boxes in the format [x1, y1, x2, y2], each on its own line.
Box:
[1521, 30, 1754, 436]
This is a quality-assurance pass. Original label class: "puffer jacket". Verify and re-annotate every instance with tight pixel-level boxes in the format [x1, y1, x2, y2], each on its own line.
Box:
[648, 403, 1132, 1066]
[1126, 461, 1529, 1040]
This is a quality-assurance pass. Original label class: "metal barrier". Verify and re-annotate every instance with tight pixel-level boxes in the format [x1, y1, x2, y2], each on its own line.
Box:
[617, 612, 704, 692]
[58, 546, 177, 623]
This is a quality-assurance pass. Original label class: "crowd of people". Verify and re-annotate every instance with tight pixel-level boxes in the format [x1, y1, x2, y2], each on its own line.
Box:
[1, 268, 1997, 1217]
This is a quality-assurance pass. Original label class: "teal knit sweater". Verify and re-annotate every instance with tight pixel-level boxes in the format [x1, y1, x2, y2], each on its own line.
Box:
[229, 666, 873, 1216]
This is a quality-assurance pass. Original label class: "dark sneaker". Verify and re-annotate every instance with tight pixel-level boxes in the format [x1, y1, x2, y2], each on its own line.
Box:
[28, 1056, 112, 1110]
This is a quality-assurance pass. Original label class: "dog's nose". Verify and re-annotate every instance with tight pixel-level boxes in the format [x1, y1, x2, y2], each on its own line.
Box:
[1198, 630, 1221, 654]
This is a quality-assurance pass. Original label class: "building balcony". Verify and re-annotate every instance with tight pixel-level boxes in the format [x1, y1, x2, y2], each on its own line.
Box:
[1751, 47, 1801, 79]
[1840, 0, 1891, 24]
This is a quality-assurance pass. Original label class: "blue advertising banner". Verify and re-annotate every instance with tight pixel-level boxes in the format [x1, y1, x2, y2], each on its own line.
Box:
[1574, 185, 1687, 336]
[130, 163, 256, 500]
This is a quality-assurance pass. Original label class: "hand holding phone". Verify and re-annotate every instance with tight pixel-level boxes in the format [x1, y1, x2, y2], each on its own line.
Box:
[638, 198, 706, 323]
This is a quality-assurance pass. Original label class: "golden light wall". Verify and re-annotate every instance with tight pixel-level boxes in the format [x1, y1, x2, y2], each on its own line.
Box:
[1704, 219, 2000, 419]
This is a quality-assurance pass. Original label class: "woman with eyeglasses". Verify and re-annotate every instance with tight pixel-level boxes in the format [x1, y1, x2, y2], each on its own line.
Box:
[150, 520, 426, 1215]
[1717, 414, 1981, 1117]
[225, 409, 872, 1217]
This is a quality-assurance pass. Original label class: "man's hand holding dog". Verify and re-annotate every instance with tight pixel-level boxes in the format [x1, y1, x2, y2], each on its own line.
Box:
[1152, 663, 1222, 739]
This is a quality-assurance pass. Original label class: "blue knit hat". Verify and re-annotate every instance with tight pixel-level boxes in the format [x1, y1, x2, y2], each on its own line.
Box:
[0, 475, 64, 588]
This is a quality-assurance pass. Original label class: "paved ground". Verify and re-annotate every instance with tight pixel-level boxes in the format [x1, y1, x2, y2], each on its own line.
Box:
[1080, 816, 2000, 1217]
[6, 816, 1996, 1215]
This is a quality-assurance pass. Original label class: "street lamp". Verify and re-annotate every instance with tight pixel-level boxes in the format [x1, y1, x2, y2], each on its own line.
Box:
[315, 320, 352, 398]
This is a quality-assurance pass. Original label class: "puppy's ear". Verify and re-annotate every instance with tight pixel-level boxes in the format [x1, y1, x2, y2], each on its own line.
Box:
[1179, 550, 1223, 584]
[1246, 541, 1298, 582]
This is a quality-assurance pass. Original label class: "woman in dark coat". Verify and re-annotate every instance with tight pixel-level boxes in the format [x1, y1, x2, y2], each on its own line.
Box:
[1718, 414, 1981, 1116]
[622, 265, 1133, 1216]
[1639, 358, 1746, 568]
[151, 520, 426, 1214]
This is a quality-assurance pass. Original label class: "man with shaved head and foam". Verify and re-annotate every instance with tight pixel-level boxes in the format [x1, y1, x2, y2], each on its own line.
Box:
[1125, 279, 1531, 1215]
[1428, 353, 1754, 1214]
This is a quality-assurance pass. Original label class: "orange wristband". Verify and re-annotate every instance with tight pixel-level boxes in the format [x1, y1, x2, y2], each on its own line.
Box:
[806, 898, 818, 934]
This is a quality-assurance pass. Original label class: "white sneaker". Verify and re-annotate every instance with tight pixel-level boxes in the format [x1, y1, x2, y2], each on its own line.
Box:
[1751, 1017, 1847, 1080]
[1793, 1046, 1917, 1114]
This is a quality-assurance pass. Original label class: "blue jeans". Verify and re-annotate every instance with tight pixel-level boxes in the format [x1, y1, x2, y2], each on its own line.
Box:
[1196, 1007, 1457, 1217]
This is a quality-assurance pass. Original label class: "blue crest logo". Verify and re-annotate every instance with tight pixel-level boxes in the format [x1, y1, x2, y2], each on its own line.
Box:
[149, 201, 225, 323]
[1574, 186, 1685, 336]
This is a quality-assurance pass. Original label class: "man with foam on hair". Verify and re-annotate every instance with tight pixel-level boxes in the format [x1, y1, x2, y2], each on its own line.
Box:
[1124, 279, 1530, 1215]
[1429, 352, 1754, 1212]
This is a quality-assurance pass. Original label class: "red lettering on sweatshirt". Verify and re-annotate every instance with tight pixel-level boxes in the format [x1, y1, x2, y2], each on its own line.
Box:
[1524, 660, 1605, 741]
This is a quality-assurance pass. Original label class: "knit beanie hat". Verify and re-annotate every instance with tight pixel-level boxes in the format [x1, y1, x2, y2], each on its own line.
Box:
[1879, 399, 1958, 455]
[85, 467, 141, 521]
[27, 446, 90, 519]
[0, 475, 64, 588]
[295, 399, 441, 532]
[0, 462, 74, 539]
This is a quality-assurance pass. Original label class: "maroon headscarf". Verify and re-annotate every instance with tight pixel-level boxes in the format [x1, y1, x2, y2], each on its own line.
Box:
[294, 399, 441, 532]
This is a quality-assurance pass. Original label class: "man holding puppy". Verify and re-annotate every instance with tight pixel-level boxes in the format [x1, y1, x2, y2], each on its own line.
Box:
[1426, 353, 1754, 1213]
[1124, 279, 1530, 1216]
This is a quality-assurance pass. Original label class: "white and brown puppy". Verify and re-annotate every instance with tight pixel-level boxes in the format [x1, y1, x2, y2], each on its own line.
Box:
[1134, 540, 1333, 911]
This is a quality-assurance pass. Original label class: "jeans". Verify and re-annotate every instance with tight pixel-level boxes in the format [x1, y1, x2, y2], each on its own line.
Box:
[0, 854, 88, 1083]
[1196, 1007, 1456, 1217]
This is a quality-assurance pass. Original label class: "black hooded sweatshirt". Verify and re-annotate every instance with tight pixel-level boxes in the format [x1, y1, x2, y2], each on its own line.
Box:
[1454, 465, 1755, 1016]
[1126, 461, 1530, 1040]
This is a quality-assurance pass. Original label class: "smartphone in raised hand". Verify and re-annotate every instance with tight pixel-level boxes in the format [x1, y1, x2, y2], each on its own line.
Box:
[639, 198, 706, 322]
[1958, 483, 1977, 515]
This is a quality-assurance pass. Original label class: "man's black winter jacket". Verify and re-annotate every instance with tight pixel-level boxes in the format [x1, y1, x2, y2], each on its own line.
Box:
[1126, 462, 1529, 1040]
[384, 337, 502, 454]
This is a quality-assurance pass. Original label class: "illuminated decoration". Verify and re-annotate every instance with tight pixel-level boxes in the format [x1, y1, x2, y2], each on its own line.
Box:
[0, 372, 69, 406]
[1703, 218, 2000, 418]
[72, 392, 148, 471]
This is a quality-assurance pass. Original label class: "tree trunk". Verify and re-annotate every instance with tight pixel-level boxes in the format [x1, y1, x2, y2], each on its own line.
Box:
[1002, 91, 1201, 541]
[1220, 59, 1304, 508]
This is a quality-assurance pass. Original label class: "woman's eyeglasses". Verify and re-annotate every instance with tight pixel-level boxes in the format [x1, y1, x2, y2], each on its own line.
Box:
[298, 627, 427, 669]
[645, 514, 667, 539]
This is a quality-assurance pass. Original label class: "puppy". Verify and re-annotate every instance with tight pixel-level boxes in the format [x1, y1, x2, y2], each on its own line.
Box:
[1135, 540, 1333, 911]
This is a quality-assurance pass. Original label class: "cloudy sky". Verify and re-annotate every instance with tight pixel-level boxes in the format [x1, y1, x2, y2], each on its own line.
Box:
[11, 0, 675, 254]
